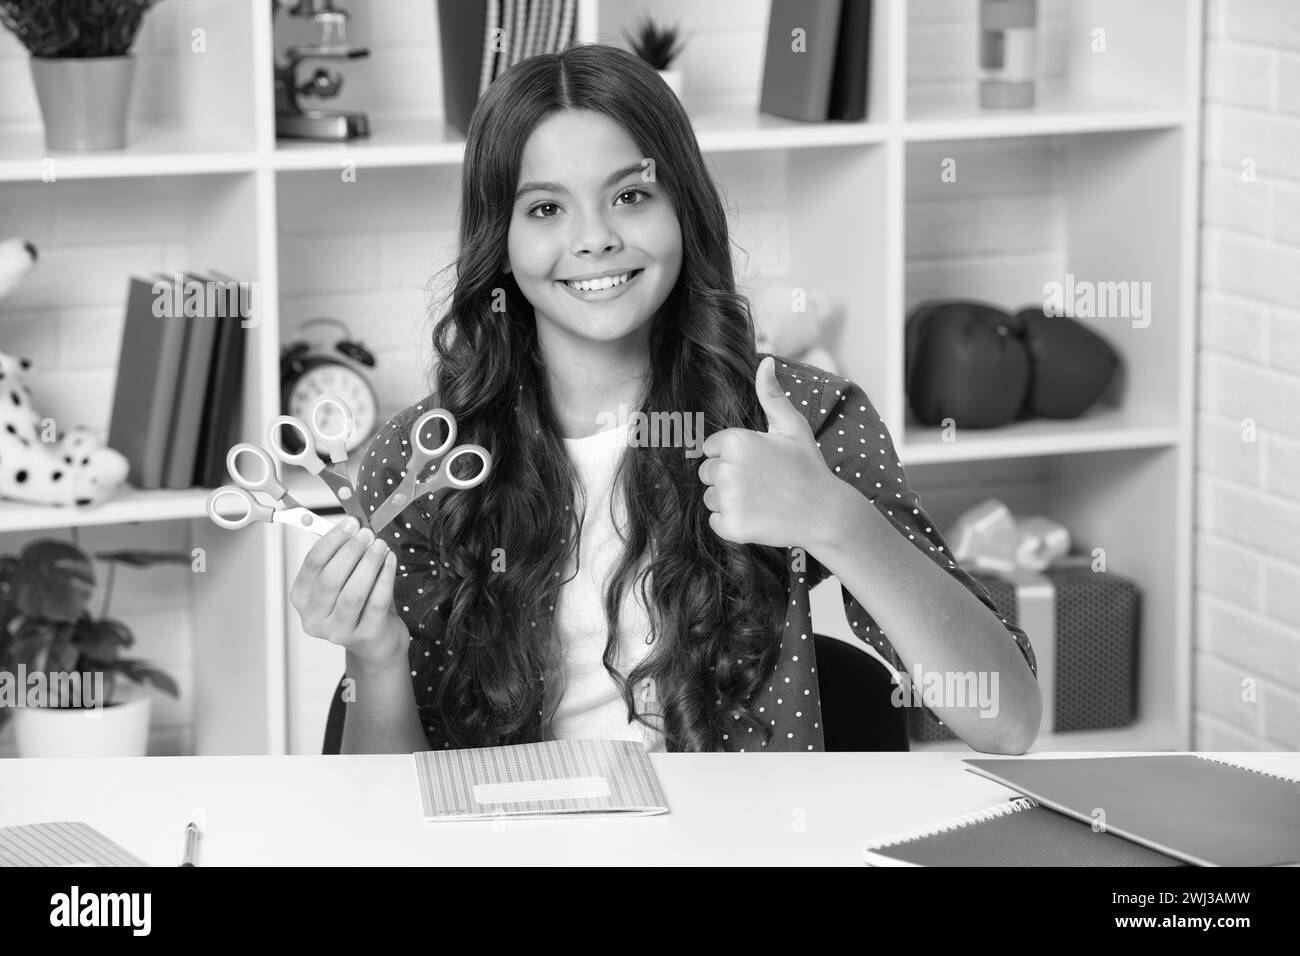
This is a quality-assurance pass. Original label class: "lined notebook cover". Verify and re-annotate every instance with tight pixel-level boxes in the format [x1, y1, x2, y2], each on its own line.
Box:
[864, 798, 1187, 867]
[108, 276, 188, 489]
[508, 0, 526, 67]
[759, 0, 844, 122]
[0, 822, 148, 867]
[965, 755, 1300, 867]
[413, 738, 669, 821]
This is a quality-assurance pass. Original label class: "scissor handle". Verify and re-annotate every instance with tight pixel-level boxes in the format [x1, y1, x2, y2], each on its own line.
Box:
[225, 443, 289, 500]
[266, 415, 324, 474]
[417, 444, 492, 493]
[206, 486, 272, 531]
[407, 408, 457, 474]
[307, 393, 354, 465]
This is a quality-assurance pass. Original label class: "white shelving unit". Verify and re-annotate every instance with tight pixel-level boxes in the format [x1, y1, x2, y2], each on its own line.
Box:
[0, 0, 1201, 755]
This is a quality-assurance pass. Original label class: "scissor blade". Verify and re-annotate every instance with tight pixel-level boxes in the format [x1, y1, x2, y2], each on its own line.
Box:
[370, 477, 429, 535]
[273, 508, 337, 536]
[315, 469, 372, 531]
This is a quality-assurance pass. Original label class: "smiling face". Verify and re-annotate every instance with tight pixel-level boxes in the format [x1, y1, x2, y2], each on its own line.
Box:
[505, 109, 683, 356]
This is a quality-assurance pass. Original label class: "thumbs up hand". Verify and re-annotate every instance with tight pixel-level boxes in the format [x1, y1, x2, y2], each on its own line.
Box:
[698, 356, 844, 549]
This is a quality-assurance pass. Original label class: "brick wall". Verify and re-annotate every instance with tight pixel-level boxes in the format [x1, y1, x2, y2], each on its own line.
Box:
[1195, 0, 1300, 749]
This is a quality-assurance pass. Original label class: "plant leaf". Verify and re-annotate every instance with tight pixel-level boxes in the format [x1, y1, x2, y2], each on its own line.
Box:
[73, 615, 132, 665]
[0, 0, 165, 58]
[7, 540, 95, 622]
[0, 554, 19, 589]
[9, 619, 59, 671]
[112, 659, 179, 698]
[43, 623, 80, 674]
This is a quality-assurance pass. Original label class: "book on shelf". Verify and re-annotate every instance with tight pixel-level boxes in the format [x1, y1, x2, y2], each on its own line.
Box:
[108, 275, 189, 491]
[163, 272, 220, 490]
[436, 0, 578, 137]
[828, 0, 872, 121]
[761, 0, 873, 123]
[192, 276, 248, 490]
[107, 271, 247, 493]
[760, 0, 843, 122]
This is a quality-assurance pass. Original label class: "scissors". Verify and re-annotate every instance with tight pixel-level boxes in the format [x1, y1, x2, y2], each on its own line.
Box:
[206, 443, 339, 536]
[368, 407, 492, 534]
[266, 393, 371, 530]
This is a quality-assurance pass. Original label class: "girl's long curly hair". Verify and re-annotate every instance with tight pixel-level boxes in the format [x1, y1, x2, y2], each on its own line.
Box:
[421, 43, 789, 752]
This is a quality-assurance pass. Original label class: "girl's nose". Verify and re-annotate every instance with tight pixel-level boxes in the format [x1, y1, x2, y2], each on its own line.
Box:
[573, 235, 620, 256]
[571, 212, 621, 256]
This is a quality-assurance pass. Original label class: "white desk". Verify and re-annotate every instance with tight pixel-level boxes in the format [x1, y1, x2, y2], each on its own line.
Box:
[1, 751, 1295, 866]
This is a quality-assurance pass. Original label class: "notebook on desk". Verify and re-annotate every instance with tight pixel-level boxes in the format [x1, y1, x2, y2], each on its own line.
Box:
[863, 798, 1187, 867]
[412, 738, 669, 821]
[964, 755, 1300, 867]
[0, 822, 148, 867]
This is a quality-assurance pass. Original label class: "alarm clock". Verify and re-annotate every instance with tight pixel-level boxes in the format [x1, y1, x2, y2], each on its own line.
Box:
[280, 317, 379, 454]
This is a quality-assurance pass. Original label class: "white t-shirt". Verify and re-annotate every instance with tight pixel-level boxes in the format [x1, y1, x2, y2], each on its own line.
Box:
[545, 418, 666, 752]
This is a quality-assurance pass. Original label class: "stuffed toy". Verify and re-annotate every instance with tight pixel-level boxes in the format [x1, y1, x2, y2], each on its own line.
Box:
[0, 237, 130, 507]
[745, 274, 842, 374]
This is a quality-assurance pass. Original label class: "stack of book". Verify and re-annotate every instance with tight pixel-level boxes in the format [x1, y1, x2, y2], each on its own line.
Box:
[760, 0, 873, 122]
[107, 272, 249, 492]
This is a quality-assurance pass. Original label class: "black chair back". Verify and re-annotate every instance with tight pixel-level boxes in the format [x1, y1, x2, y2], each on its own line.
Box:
[812, 633, 910, 751]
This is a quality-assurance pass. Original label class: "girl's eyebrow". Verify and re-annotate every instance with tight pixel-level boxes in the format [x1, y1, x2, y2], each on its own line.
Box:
[515, 161, 647, 200]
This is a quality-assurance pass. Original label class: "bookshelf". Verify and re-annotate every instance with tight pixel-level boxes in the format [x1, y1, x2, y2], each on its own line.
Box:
[0, 0, 1201, 756]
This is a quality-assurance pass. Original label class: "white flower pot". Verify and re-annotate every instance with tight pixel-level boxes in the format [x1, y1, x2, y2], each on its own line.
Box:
[12, 678, 152, 758]
[29, 54, 136, 150]
[656, 68, 684, 101]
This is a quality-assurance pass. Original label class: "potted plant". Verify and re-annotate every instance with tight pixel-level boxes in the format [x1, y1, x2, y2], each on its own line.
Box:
[623, 14, 686, 102]
[0, 0, 167, 150]
[0, 539, 182, 757]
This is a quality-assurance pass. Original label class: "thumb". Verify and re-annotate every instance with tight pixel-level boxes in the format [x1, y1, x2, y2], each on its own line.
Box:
[755, 356, 805, 436]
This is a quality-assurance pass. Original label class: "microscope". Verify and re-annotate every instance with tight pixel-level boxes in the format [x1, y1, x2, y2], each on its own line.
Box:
[273, 0, 371, 140]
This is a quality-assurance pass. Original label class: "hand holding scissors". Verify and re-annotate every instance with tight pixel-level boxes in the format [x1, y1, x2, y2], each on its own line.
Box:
[206, 443, 339, 536]
[288, 517, 407, 671]
[368, 408, 492, 534]
[267, 393, 371, 530]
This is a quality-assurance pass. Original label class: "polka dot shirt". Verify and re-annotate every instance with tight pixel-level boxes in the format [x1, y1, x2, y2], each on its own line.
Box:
[355, 354, 1037, 753]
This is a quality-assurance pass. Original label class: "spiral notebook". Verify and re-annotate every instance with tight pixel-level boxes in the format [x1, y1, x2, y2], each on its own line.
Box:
[413, 738, 669, 821]
[863, 798, 1188, 867]
[866, 755, 1300, 866]
[964, 755, 1300, 867]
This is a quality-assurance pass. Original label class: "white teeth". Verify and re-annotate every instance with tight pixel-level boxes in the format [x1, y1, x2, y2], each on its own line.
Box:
[564, 271, 636, 292]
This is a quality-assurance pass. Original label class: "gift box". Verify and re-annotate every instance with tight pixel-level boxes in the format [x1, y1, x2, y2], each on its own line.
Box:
[906, 566, 1142, 742]
[904, 499, 1141, 743]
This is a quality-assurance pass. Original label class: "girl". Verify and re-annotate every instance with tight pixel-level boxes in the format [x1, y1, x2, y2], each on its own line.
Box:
[290, 44, 1041, 756]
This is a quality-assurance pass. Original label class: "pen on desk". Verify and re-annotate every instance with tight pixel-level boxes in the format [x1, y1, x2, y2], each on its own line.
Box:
[181, 822, 200, 867]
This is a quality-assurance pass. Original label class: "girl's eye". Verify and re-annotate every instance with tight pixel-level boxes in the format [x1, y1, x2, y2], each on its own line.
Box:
[526, 188, 649, 219]
[615, 187, 649, 206]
